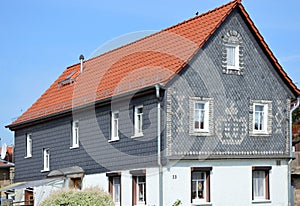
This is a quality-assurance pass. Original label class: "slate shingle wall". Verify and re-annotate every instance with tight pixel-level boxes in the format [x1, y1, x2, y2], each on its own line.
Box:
[14, 92, 162, 182]
[166, 9, 294, 159]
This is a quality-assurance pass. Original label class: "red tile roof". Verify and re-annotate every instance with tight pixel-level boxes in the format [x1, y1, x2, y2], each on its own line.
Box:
[8, 0, 300, 128]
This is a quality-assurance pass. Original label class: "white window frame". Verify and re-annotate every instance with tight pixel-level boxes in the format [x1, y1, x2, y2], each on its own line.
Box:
[136, 176, 146, 205]
[110, 111, 119, 142]
[192, 171, 206, 203]
[113, 176, 121, 205]
[252, 171, 266, 200]
[253, 103, 268, 134]
[191, 167, 211, 204]
[25, 133, 32, 158]
[252, 167, 271, 202]
[226, 44, 239, 71]
[134, 105, 143, 137]
[193, 101, 209, 133]
[42, 148, 50, 172]
[71, 120, 79, 149]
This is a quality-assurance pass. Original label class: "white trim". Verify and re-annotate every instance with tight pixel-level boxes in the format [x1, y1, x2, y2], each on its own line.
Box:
[252, 200, 271, 204]
[110, 111, 120, 141]
[113, 176, 121, 205]
[71, 120, 79, 148]
[191, 171, 207, 203]
[134, 105, 143, 137]
[193, 101, 209, 133]
[253, 103, 268, 134]
[25, 133, 32, 158]
[226, 44, 239, 71]
[42, 148, 50, 172]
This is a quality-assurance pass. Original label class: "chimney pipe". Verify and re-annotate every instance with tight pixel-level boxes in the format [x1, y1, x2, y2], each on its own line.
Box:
[79, 54, 84, 73]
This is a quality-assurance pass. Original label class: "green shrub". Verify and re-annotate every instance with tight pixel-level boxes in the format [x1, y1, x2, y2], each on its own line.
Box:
[40, 188, 114, 206]
[172, 199, 182, 206]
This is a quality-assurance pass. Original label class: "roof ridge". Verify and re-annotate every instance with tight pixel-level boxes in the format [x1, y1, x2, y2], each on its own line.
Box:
[84, 0, 238, 64]
[164, 0, 238, 33]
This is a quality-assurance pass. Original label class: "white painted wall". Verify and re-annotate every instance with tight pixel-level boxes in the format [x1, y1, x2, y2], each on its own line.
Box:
[121, 171, 132, 206]
[78, 159, 289, 206]
[82, 173, 108, 191]
[163, 159, 288, 206]
[146, 168, 160, 206]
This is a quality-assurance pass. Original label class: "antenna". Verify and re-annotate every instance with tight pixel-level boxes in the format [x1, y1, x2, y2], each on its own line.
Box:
[1, 143, 7, 160]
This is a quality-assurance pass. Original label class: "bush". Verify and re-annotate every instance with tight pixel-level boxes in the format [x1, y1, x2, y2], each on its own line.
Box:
[172, 199, 182, 206]
[40, 188, 114, 206]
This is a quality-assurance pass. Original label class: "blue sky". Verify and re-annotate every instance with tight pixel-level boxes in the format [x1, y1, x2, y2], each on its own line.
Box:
[0, 0, 299, 145]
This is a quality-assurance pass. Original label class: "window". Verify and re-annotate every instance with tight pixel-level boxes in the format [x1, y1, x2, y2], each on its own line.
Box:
[133, 176, 146, 205]
[189, 97, 213, 136]
[191, 167, 211, 203]
[72, 178, 82, 190]
[42, 148, 50, 172]
[226, 44, 239, 70]
[194, 102, 209, 132]
[253, 104, 268, 133]
[25, 134, 32, 158]
[250, 100, 272, 136]
[134, 105, 143, 137]
[71, 120, 79, 148]
[222, 30, 244, 75]
[110, 111, 119, 141]
[252, 167, 271, 201]
[108, 175, 121, 205]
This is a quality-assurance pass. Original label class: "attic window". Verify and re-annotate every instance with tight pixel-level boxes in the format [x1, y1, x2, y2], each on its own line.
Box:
[58, 71, 76, 88]
[222, 30, 244, 75]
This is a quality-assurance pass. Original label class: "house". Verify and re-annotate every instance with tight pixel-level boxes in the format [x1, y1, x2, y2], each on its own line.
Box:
[5, 0, 300, 205]
[293, 123, 300, 151]
[0, 146, 14, 204]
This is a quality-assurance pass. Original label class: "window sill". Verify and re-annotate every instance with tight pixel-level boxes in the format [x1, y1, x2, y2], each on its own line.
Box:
[131, 134, 144, 139]
[134, 203, 146, 206]
[227, 67, 240, 71]
[250, 132, 271, 137]
[252, 200, 271, 204]
[70, 146, 79, 149]
[191, 202, 212, 206]
[108, 138, 119, 143]
[190, 131, 211, 136]
[24, 155, 32, 159]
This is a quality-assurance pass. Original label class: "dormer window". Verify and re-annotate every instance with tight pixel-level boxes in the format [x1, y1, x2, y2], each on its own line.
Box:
[222, 30, 244, 75]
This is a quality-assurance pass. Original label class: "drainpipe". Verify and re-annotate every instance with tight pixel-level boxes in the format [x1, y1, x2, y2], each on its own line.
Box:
[289, 97, 300, 206]
[155, 84, 163, 206]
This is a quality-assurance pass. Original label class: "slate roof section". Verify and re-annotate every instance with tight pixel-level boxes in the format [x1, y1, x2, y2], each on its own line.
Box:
[8, 0, 300, 128]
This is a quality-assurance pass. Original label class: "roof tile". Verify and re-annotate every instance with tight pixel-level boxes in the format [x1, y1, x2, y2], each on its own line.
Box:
[9, 0, 299, 127]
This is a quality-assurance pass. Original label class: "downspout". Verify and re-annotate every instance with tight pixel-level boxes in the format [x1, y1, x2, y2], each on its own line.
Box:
[289, 97, 300, 206]
[155, 84, 163, 206]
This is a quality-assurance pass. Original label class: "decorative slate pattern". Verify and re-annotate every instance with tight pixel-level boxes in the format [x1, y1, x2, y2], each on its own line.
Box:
[221, 30, 245, 75]
[166, 9, 295, 159]
[216, 101, 247, 145]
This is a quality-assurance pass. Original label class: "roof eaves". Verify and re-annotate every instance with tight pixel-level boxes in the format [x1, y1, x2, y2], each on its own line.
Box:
[6, 83, 164, 130]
